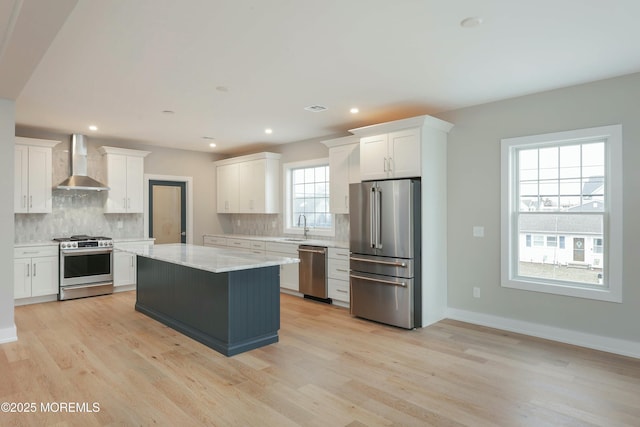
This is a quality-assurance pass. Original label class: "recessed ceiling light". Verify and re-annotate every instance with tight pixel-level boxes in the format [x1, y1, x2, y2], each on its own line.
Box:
[460, 16, 483, 28]
[304, 105, 328, 112]
[162, 110, 175, 114]
[209, 143, 217, 148]
[350, 107, 359, 114]
[216, 86, 229, 92]
[265, 128, 273, 134]
[88, 125, 98, 131]
[202, 136, 215, 140]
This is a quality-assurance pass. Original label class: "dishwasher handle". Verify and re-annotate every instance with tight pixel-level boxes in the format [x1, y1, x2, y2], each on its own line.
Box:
[298, 247, 326, 255]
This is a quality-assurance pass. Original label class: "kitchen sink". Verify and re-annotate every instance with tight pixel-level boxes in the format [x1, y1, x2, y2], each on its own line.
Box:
[283, 238, 306, 242]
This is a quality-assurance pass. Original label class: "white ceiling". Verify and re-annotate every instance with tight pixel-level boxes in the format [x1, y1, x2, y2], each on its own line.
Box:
[4, 0, 640, 153]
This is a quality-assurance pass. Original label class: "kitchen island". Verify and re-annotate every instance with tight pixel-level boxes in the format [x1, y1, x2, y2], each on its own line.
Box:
[115, 243, 299, 356]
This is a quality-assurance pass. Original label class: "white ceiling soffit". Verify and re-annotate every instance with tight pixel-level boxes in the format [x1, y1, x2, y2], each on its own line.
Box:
[0, 0, 78, 100]
[13, 0, 640, 153]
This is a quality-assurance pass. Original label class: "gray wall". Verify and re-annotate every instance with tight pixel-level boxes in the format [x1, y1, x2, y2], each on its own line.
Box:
[0, 99, 16, 341]
[437, 72, 640, 342]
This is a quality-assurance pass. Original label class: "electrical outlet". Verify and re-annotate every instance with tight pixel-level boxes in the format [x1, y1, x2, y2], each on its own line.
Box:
[473, 287, 481, 298]
[236, 220, 241, 226]
[271, 221, 277, 228]
[473, 226, 484, 237]
[117, 220, 123, 229]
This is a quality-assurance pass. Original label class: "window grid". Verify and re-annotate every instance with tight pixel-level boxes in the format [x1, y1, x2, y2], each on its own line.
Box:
[515, 141, 606, 287]
[290, 165, 331, 229]
[501, 124, 622, 303]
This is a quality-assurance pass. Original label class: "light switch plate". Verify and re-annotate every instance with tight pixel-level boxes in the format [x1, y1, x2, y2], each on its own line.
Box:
[473, 226, 484, 237]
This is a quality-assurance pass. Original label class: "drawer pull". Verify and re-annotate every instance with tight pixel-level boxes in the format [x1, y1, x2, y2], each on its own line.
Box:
[336, 268, 349, 273]
[350, 256, 406, 268]
[350, 274, 406, 287]
[336, 289, 348, 294]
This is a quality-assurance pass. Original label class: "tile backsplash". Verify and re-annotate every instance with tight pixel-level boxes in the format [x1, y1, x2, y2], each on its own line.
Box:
[15, 190, 143, 243]
[229, 213, 350, 242]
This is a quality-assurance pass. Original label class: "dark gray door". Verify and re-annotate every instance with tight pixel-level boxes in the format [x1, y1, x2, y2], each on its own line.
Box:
[149, 180, 186, 244]
[573, 237, 585, 262]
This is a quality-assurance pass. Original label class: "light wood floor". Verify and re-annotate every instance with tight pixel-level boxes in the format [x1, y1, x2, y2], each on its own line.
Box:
[1, 291, 639, 426]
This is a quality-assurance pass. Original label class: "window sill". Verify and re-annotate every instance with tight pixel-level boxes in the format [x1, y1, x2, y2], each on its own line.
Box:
[502, 277, 622, 303]
[284, 227, 335, 238]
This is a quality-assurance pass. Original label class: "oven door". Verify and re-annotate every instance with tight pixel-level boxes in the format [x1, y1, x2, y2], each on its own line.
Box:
[60, 248, 113, 287]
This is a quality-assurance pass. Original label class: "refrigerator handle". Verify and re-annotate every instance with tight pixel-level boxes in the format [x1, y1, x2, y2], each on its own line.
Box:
[375, 187, 382, 249]
[369, 186, 376, 248]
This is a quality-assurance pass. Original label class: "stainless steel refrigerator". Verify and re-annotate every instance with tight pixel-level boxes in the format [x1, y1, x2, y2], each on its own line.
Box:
[349, 179, 421, 329]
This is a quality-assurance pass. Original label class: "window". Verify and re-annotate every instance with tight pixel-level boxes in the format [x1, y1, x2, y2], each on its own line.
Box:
[593, 238, 603, 254]
[533, 235, 544, 246]
[501, 125, 622, 302]
[283, 159, 334, 236]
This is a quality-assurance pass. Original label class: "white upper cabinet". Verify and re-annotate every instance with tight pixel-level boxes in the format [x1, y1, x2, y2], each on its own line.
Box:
[214, 152, 281, 214]
[388, 129, 421, 178]
[351, 115, 453, 181]
[14, 137, 60, 214]
[323, 136, 360, 214]
[238, 159, 267, 213]
[99, 146, 150, 213]
[216, 163, 239, 213]
[359, 133, 389, 180]
[359, 128, 420, 180]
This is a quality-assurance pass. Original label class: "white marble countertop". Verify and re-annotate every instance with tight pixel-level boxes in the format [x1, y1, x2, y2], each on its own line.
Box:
[14, 241, 59, 247]
[115, 242, 299, 274]
[203, 233, 349, 249]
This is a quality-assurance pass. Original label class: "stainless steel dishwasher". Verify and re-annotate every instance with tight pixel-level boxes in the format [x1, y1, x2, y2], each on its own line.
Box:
[298, 245, 330, 302]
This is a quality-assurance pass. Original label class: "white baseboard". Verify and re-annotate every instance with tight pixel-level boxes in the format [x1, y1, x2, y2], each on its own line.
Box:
[0, 324, 17, 344]
[113, 284, 136, 293]
[446, 308, 640, 359]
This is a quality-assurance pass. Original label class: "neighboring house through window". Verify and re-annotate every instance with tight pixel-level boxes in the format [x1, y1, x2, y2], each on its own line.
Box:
[501, 125, 622, 302]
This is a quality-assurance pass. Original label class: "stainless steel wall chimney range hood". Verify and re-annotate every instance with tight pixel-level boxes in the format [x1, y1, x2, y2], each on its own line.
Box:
[57, 134, 110, 191]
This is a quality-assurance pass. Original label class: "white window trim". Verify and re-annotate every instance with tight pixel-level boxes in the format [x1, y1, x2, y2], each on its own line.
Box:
[282, 158, 335, 237]
[500, 125, 622, 303]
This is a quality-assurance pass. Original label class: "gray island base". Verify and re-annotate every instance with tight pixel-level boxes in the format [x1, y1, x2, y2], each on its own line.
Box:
[116, 243, 298, 357]
[135, 256, 280, 356]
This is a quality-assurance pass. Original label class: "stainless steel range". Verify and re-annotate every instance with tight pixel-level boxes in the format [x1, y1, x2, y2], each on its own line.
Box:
[54, 235, 114, 300]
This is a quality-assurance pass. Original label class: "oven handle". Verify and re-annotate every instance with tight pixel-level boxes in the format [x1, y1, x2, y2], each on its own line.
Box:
[61, 248, 113, 256]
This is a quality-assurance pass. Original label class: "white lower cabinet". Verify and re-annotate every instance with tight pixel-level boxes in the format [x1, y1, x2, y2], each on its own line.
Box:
[113, 239, 154, 290]
[114, 251, 136, 288]
[14, 245, 59, 303]
[328, 247, 350, 305]
[265, 242, 299, 293]
[203, 235, 228, 248]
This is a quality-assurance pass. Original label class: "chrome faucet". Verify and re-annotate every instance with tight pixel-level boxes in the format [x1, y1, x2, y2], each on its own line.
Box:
[297, 214, 309, 239]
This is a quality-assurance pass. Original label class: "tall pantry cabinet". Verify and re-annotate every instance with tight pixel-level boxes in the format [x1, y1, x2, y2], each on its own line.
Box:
[350, 114, 454, 327]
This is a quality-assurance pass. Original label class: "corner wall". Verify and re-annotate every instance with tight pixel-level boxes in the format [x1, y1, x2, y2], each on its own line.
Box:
[0, 99, 17, 343]
[437, 72, 640, 348]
